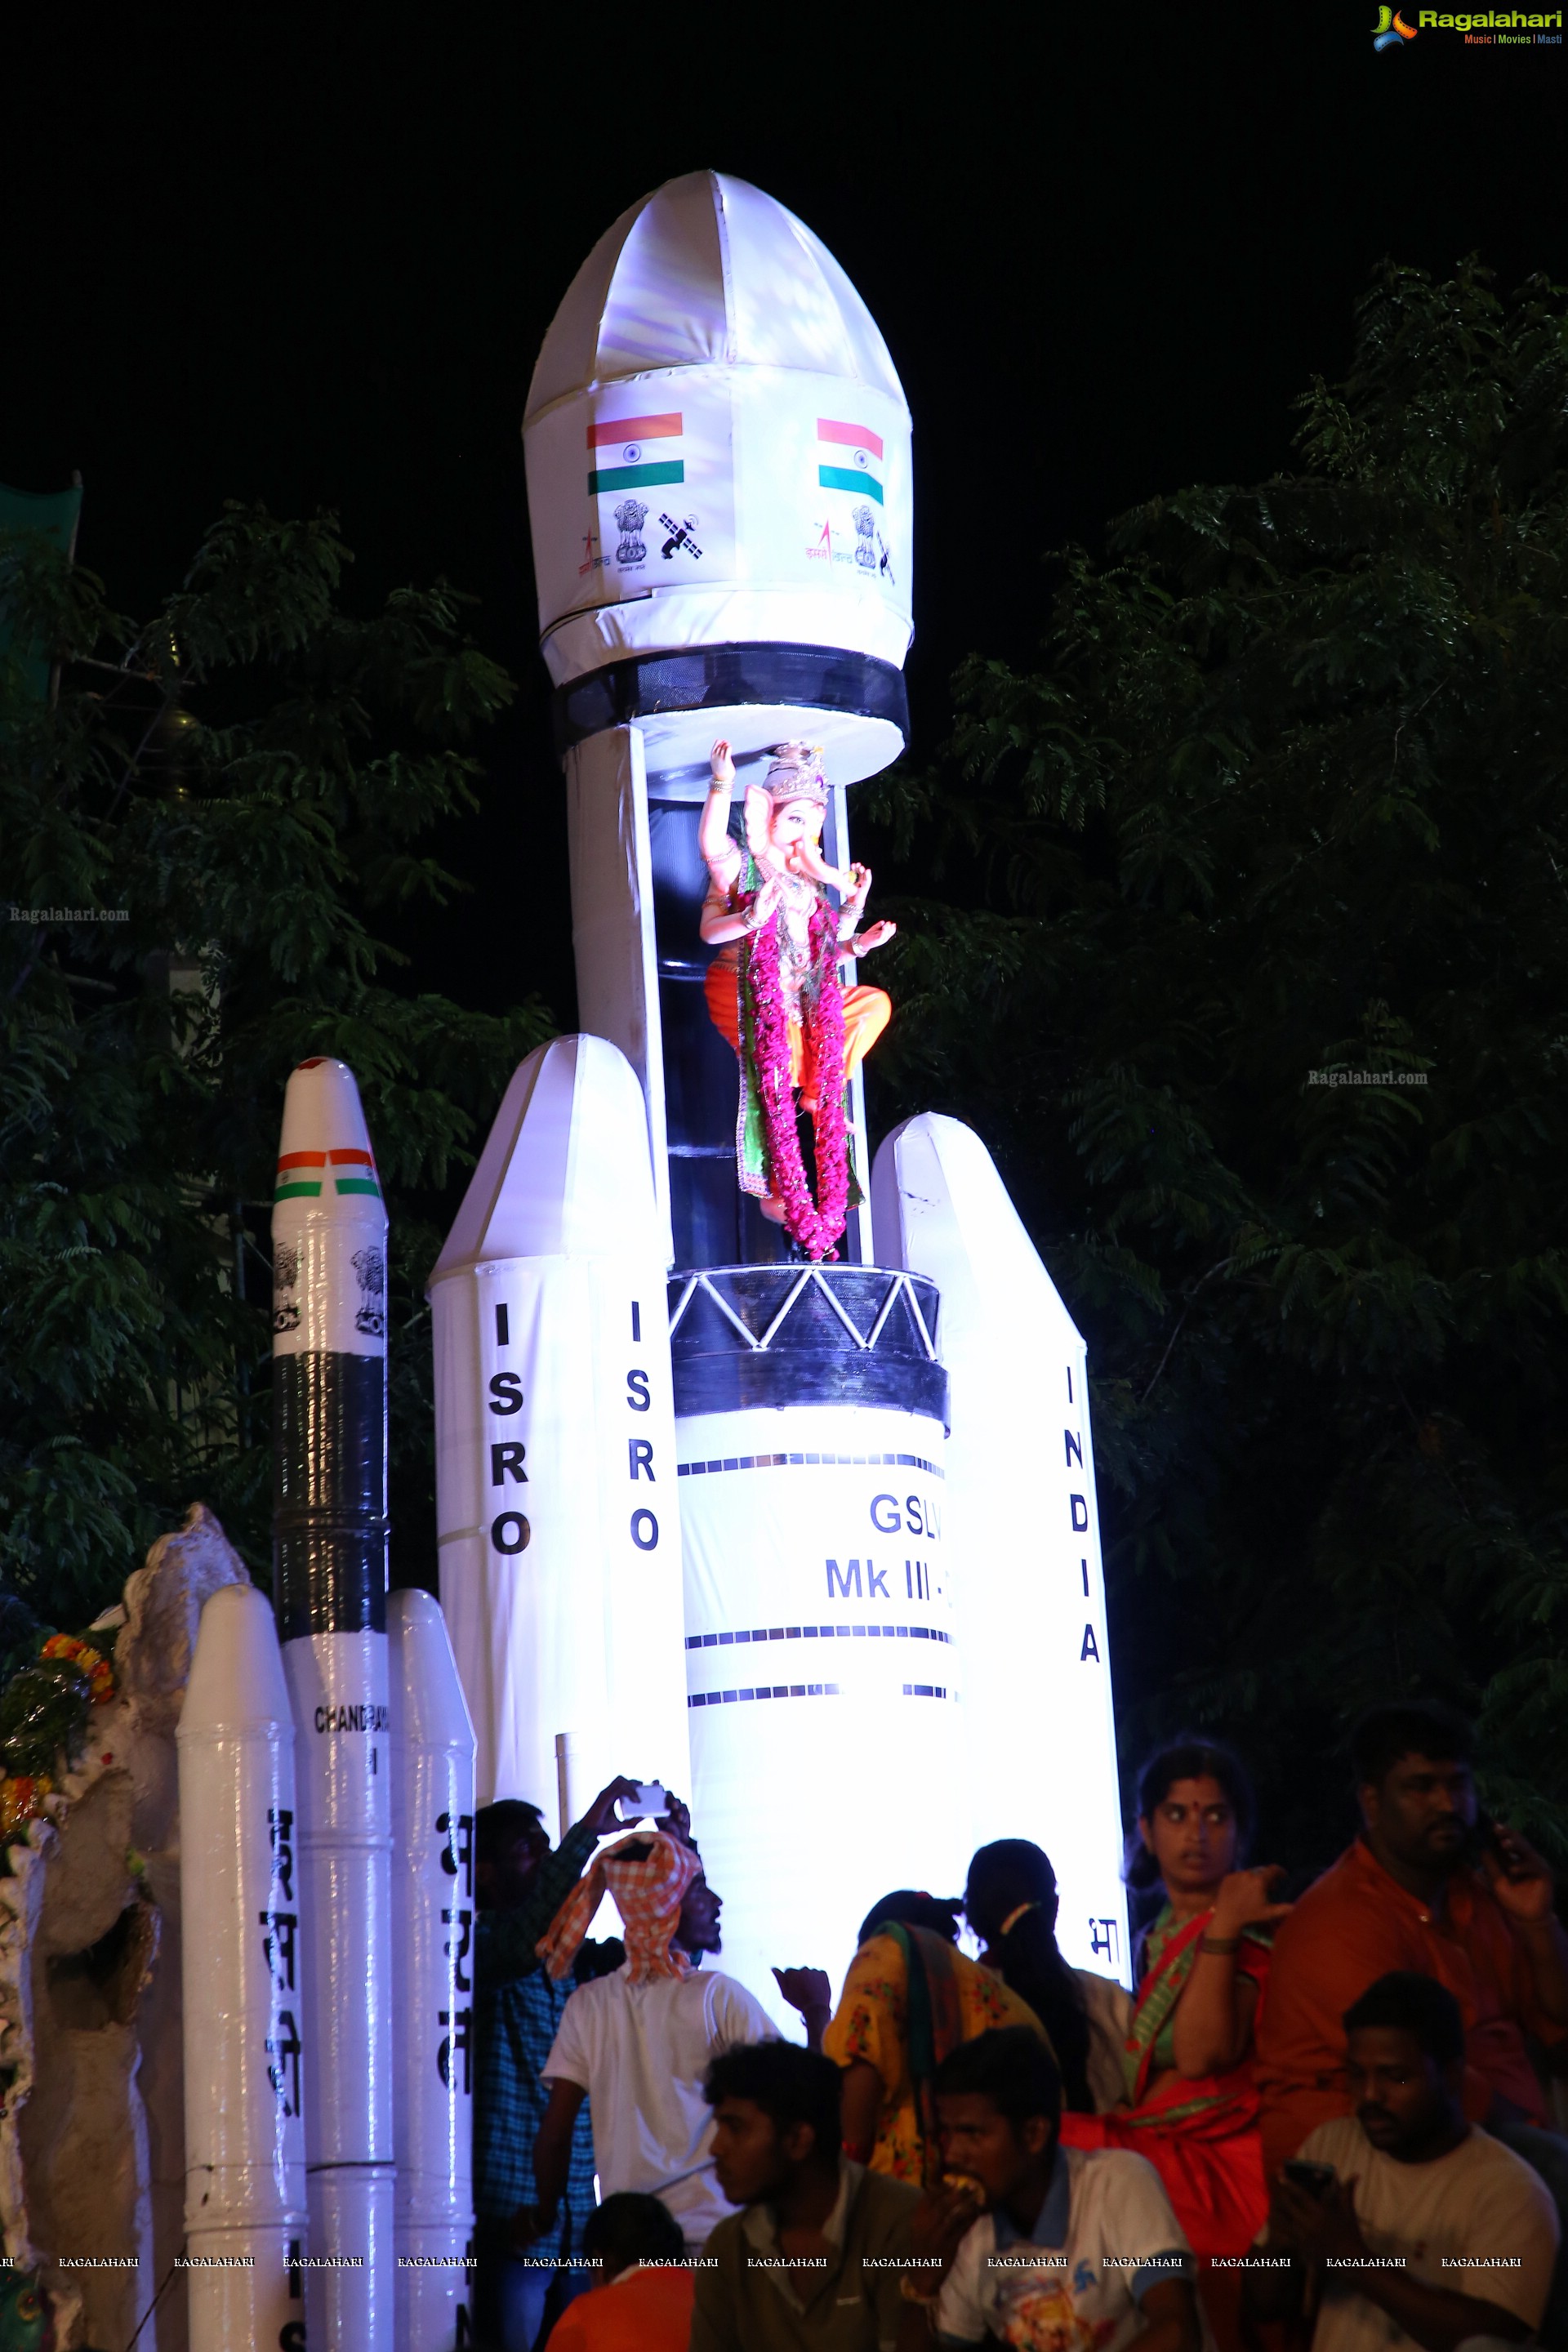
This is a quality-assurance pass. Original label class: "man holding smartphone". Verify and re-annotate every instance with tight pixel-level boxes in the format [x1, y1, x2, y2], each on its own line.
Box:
[473, 1774, 675, 2351]
[1245, 1973, 1557, 2352]
[1256, 1702, 1568, 2177]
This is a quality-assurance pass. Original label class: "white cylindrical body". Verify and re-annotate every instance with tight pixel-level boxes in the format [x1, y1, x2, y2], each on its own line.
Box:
[872, 1116, 1130, 1982]
[178, 1581, 308, 2352]
[430, 1037, 691, 1813]
[670, 1268, 969, 2012]
[283, 1633, 396, 2344]
[271, 1055, 396, 2348]
[388, 1588, 477, 2352]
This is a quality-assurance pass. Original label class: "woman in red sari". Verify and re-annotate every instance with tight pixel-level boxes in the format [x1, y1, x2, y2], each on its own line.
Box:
[1059, 1740, 1291, 2350]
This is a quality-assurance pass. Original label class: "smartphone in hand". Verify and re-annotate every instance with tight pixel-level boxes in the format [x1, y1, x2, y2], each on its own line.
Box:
[617, 1782, 669, 1821]
[1282, 2160, 1337, 2198]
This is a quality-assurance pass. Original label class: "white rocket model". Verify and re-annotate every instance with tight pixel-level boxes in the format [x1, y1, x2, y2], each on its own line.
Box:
[271, 1055, 394, 2346]
[177, 1580, 308, 2352]
[430, 1035, 690, 1815]
[389, 1588, 477, 2352]
[871, 1116, 1130, 1980]
[519, 174, 1129, 1998]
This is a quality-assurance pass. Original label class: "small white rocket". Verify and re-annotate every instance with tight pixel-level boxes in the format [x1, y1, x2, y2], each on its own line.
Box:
[177, 1580, 308, 2352]
[271, 1055, 395, 2346]
[388, 1588, 477, 2352]
[872, 1116, 1130, 1980]
[429, 1035, 690, 1815]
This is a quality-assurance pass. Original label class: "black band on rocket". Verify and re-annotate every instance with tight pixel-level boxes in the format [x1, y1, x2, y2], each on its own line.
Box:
[274, 1353, 388, 1639]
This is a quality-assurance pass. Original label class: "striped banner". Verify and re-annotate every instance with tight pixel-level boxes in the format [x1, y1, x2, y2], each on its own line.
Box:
[274, 1148, 382, 1202]
[817, 418, 884, 506]
[587, 412, 684, 497]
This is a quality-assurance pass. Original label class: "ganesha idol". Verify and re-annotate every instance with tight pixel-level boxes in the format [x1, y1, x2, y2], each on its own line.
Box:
[698, 737, 897, 1259]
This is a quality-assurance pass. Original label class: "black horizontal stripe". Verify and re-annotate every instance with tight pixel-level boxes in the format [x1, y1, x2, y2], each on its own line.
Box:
[677, 1450, 943, 1478]
[687, 1680, 954, 1707]
[688, 1684, 840, 1707]
[686, 1623, 951, 1649]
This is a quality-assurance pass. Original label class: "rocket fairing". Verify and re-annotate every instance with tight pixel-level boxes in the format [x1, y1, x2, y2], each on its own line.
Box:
[523, 171, 914, 736]
[271, 1054, 395, 2349]
[388, 1588, 477, 2352]
[177, 1580, 308, 2352]
[871, 1116, 1131, 1983]
[430, 1035, 690, 1815]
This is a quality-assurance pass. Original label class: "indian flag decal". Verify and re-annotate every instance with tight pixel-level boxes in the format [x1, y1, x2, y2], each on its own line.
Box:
[587, 413, 684, 496]
[274, 1148, 382, 1202]
[817, 418, 884, 506]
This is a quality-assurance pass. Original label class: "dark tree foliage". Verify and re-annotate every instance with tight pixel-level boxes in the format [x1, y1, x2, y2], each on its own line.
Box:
[858, 263, 1568, 1865]
[1, 508, 553, 1620]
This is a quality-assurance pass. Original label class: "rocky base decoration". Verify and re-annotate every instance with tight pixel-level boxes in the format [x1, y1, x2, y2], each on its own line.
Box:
[0, 1504, 249, 2352]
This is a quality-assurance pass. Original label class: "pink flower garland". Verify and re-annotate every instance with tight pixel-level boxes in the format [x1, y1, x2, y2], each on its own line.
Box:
[742, 893, 850, 1260]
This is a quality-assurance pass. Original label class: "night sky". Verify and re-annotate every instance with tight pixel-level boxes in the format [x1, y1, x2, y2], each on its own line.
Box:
[5, 10, 1561, 1022]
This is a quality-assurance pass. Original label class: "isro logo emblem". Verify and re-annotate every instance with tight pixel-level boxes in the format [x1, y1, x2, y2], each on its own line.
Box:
[1373, 5, 1418, 43]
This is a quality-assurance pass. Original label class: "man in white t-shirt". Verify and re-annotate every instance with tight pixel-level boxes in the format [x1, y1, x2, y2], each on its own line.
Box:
[895, 2025, 1203, 2352]
[528, 1830, 781, 2252]
[1245, 1970, 1558, 2352]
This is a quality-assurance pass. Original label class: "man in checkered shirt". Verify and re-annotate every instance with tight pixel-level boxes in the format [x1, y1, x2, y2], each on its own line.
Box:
[473, 1774, 651, 2351]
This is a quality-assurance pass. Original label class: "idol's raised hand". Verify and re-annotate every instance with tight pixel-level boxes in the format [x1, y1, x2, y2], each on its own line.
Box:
[710, 737, 736, 790]
[851, 920, 898, 956]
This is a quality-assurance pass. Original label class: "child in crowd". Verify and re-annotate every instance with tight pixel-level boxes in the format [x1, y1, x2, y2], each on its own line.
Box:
[543, 2193, 692, 2352]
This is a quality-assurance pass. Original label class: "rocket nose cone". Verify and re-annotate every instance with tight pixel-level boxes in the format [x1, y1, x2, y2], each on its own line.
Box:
[525, 168, 906, 421]
[388, 1588, 476, 1750]
[872, 1113, 1083, 1347]
[274, 1054, 385, 1228]
[180, 1583, 293, 1736]
[278, 1056, 377, 1163]
[430, 1035, 661, 1274]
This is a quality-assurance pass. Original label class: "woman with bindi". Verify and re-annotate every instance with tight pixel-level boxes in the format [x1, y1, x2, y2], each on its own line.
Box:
[1058, 1740, 1293, 2352]
[697, 737, 895, 1250]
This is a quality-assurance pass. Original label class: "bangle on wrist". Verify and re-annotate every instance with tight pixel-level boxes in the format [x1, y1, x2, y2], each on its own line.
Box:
[1198, 1933, 1241, 1954]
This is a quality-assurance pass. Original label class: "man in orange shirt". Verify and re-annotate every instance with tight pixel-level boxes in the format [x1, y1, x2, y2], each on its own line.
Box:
[1254, 1699, 1568, 2345]
[1256, 1703, 1568, 2178]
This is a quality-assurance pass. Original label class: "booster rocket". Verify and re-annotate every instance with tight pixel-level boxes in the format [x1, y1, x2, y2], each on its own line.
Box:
[430, 1035, 690, 1815]
[872, 1116, 1130, 1980]
[178, 1581, 308, 2352]
[271, 1054, 394, 2348]
[389, 1588, 477, 2351]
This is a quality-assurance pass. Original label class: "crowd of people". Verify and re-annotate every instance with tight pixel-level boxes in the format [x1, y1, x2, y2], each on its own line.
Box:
[471, 1701, 1568, 2352]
